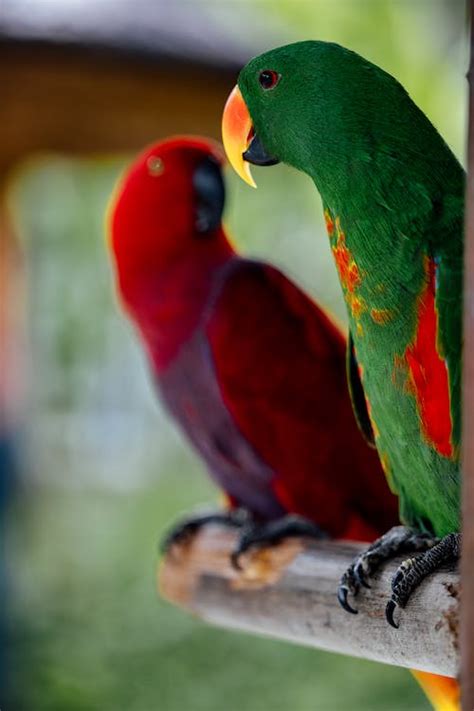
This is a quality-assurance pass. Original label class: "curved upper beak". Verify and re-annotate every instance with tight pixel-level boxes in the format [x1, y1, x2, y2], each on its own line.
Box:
[222, 86, 280, 188]
[222, 85, 257, 188]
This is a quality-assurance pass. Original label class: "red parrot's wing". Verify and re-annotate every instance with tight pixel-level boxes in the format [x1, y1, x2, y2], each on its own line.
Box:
[205, 259, 397, 539]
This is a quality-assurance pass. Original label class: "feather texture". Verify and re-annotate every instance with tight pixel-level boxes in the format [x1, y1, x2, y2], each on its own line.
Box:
[237, 40, 463, 537]
[108, 135, 398, 541]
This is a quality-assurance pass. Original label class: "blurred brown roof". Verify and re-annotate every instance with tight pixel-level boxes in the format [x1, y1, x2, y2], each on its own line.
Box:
[0, 0, 253, 69]
[0, 1, 269, 172]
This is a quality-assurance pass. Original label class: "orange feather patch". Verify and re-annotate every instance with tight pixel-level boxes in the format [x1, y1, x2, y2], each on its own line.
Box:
[330, 218, 367, 321]
[324, 209, 334, 235]
[332, 221, 361, 293]
[404, 258, 453, 459]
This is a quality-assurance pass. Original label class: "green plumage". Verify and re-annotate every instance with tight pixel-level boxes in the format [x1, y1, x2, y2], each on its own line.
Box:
[238, 41, 464, 537]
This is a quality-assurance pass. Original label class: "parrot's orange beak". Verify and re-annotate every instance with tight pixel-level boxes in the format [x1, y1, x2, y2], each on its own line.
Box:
[222, 85, 257, 188]
[222, 85, 280, 188]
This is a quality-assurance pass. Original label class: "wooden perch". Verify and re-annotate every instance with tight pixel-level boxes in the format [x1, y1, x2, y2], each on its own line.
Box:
[159, 525, 459, 677]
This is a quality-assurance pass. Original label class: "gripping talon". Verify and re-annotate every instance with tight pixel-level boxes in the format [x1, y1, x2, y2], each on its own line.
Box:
[354, 565, 371, 589]
[386, 599, 399, 628]
[337, 586, 358, 614]
[391, 569, 405, 590]
[230, 549, 244, 571]
[229, 514, 327, 572]
[161, 508, 248, 556]
[386, 533, 460, 627]
[160, 524, 196, 553]
[338, 526, 444, 620]
[230, 527, 255, 570]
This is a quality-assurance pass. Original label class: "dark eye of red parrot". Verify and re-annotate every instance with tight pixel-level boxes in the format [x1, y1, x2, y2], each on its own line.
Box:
[259, 70, 280, 90]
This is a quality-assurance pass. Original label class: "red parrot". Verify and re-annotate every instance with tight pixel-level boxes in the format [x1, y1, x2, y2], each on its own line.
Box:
[108, 135, 398, 555]
[107, 136, 457, 711]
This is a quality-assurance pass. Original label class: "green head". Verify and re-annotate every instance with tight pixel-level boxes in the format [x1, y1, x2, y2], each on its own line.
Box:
[222, 41, 461, 207]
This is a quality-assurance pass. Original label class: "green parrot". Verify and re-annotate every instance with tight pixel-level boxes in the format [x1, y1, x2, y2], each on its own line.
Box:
[221, 40, 463, 628]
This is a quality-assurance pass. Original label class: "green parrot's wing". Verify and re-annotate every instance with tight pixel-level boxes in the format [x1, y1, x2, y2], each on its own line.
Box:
[346, 332, 376, 448]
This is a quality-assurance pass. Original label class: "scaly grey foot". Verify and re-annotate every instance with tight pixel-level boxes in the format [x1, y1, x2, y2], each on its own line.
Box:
[231, 514, 328, 570]
[337, 525, 439, 615]
[161, 507, 250, 553]
[386, 532, 461, 628]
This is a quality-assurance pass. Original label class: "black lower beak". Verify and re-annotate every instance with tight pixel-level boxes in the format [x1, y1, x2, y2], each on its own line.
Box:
[193, 156, 225, 234]
[243, 134, 280, 167]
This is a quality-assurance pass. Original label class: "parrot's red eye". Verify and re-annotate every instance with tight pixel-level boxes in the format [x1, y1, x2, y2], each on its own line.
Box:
[259, 70, 280, 90]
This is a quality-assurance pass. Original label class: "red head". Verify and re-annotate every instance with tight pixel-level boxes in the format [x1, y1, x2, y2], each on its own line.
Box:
[108, 136, 235, 369]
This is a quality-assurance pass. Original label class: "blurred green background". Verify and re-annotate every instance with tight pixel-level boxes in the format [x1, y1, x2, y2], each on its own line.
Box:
[4, 1, 467, 709]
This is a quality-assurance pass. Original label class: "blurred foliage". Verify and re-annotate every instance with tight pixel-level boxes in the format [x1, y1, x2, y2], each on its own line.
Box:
[6, 0, 467, 709]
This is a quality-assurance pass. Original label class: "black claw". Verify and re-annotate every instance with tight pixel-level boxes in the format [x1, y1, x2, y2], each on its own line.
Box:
[355, 567, 371, 589]
[160, 526, 194, 554]
[392, 569, 404, 590]
[385, 600, 399, 629]
[230, 532, 253, 570]
[161, 508, 249, 556]
[230, 549, 244, 571]
[227, 514, 328, 572]
[338, 586, 358, 614]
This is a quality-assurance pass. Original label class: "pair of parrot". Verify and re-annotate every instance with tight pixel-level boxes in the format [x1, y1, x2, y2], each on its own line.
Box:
[108, 39, 462, 711]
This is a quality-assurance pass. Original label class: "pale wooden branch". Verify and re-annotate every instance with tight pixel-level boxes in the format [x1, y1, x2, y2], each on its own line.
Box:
[159, 525, 459, 677]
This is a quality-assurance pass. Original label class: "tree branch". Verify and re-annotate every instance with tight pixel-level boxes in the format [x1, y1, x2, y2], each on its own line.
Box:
[159, 525, 459, 676]
[461, 3, 474, 709]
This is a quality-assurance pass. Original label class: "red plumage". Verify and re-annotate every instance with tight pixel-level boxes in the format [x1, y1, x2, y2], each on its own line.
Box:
[109, 136, 398, 543]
